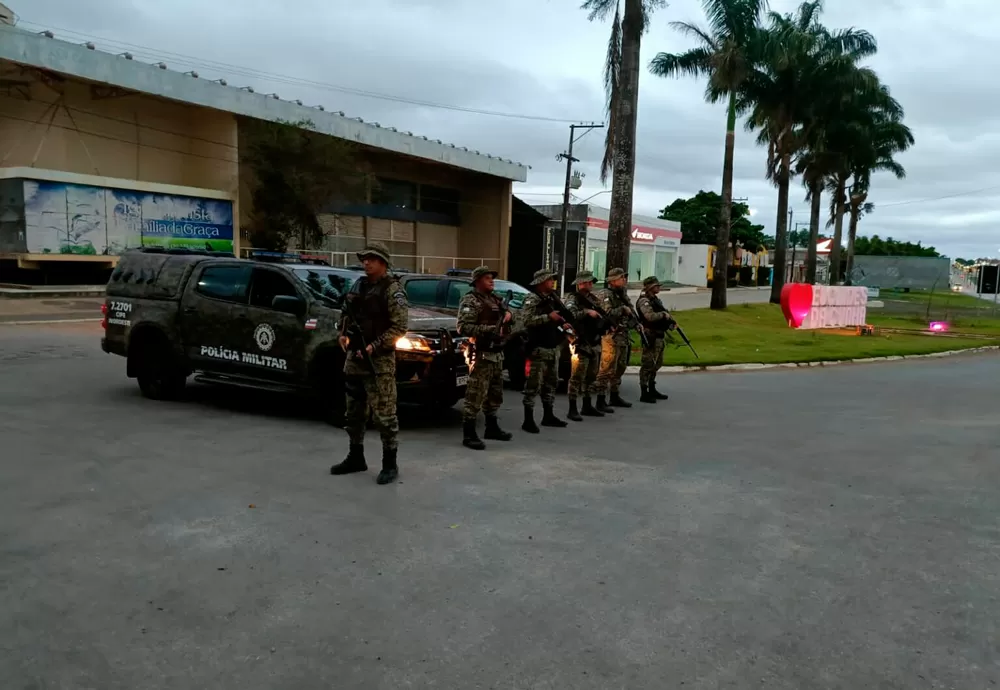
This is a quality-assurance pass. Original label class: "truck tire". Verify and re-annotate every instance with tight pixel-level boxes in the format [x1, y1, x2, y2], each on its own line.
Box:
[131, 332, 187, 401]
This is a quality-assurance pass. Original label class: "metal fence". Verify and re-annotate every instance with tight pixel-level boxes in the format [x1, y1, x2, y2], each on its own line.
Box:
[848, 256, 951, 291]
[238, 247, 504, 275]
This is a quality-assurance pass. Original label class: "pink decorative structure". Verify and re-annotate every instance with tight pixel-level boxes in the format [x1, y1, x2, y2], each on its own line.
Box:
[780, 284, 868, 329]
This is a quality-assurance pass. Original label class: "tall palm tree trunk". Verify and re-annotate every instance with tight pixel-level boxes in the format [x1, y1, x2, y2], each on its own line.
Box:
[828, 175, 846, 285]
[769, 151, 792, 304]
[606, 0, 642, 274]
[711, 92, 738, 310]
[844, 197, 862, 286]
[805, 179, 821, 284]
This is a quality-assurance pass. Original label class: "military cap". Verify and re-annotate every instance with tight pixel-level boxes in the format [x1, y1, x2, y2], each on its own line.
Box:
[530, 268, 557, 285]
[606, 267, 627, 280]
[573, 270, 596, 285]
[470, 265, 498, 284]
[356, 241, 391, 264]
[642, 276, 660, 289]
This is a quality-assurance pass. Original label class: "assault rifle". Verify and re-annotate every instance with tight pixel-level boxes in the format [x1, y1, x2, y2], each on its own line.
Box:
[540, 291, 578, 344]
[672, 323, 699, 358]
[340, 292, 376, 374]
[617, 289, 650, 348]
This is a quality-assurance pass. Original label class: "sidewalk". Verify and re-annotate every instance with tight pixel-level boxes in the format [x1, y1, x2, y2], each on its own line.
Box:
[0, 296, 104, 324]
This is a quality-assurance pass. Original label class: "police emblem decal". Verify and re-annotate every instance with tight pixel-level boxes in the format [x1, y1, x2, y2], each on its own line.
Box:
[254, 323, 275, 351]
[393, 291, 407, 307]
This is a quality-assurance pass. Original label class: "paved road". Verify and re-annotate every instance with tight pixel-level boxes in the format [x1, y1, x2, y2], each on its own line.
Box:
[660, 286, 772, 312]
[2, 322, 998, 689]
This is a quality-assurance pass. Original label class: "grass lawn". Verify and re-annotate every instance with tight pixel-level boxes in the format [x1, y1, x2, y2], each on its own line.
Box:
[627, 303, 998, 367]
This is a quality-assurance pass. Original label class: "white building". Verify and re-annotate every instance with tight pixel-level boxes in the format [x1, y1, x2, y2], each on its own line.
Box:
[531, 203, 682, 285]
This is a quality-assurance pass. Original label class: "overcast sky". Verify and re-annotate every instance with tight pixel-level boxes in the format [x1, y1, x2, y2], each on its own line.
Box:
[15, 0, 1000, 259]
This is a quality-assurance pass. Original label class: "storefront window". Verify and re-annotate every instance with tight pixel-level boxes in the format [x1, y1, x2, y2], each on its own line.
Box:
[589, 247, 606, 283]
[654, 250, 675, 282]
[629, 249, 653, 283]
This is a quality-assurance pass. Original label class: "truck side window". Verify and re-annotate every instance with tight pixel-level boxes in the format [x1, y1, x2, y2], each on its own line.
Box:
[446, 281, 472, 308]
[249, 268, 299, 309]
[195, 265, 251, 303]
[404, 279, 440, 306]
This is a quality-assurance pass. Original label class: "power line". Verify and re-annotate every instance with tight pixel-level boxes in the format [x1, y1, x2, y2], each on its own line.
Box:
[16, 19, 590, 125]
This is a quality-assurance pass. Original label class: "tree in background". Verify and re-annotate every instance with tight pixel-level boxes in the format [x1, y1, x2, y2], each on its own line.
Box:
[648, 0, 769, 310]
[658, 190, 771, 252]
[240, 118, 368, 251]
[853, 235, 938, 257]
[583, 0, 667, 274]
[740, 1, 879, 303]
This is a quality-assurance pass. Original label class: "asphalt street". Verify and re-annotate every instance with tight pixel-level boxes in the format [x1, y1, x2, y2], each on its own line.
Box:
[2, 322, 999, 689]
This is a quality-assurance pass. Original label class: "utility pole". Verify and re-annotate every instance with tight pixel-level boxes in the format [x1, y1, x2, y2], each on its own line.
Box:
[790, 221, 808, 283]
[557, 122, 603, 293]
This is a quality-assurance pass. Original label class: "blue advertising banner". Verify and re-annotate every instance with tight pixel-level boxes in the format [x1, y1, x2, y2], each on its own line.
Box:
[22, 179, 234, 255]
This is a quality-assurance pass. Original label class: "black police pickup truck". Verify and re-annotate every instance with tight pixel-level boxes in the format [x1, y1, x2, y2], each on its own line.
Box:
[100, 248, 471, 421]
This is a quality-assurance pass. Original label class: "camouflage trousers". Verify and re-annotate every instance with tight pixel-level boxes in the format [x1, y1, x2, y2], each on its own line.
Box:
[639, 336, 665, 388]
[596, 332, 630, 395]
[568, 342, 601, 401]
[463, 357, 504, 421]
[344, 372, 399, 451]
[522, 346, 559, 408]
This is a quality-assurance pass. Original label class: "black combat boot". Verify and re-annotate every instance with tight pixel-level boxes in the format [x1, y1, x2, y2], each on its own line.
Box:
[484, 415, 513, 441]
[650, 379, 669, 400]
[610, 391, 633, 408]
[581, 396, 604, 417]
[541, 404, 568, 428]
[639, 384, 657, 404]
[567, 399, 583, 422]
[376, 448, 399, 485]
[463, 419, 486, 450]
[595, 394, 615, 414]
[330, 444, 367, 475]
[522, 405, 540, 434]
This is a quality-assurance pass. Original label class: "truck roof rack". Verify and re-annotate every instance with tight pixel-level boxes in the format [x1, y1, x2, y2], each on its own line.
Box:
[248, 250, 331, 266]
[136, 246, 233, 257]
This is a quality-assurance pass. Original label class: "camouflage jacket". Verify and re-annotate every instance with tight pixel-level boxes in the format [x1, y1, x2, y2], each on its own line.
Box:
[564, 289, 604, 351]
[598, 287, 632, 335]
[457, 289, 507, 362]
[636, 291, 674, 336]
[341, 274, 408, 375]
[520, 290, 563, 351]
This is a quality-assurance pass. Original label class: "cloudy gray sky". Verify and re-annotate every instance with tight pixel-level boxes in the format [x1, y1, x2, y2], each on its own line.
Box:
[15, 0, 1000, 259]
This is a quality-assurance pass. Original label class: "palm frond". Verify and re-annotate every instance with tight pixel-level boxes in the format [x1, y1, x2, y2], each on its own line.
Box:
[600, 1, 622, 184]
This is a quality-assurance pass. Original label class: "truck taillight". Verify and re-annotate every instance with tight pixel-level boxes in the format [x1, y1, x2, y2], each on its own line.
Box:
[101, 303, 107, 328]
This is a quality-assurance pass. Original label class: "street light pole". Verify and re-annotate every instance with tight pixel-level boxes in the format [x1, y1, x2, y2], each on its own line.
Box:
[557, 122, 603, 293]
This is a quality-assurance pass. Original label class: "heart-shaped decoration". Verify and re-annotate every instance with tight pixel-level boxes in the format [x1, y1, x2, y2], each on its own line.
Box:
[780, 283, 813, 328]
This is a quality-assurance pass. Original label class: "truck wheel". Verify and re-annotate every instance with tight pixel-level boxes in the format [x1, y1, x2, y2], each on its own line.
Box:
[132, 336, 186, 401]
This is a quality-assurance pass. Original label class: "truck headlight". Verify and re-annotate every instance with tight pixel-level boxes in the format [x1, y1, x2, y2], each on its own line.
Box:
[395, 333, 433, 352]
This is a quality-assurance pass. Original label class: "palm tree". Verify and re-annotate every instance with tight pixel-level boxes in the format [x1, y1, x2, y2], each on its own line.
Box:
[824, 83, 907, 284]
[583, 0, 666, 273]
[740, 0, 876, 302]
[648, 0, 769, 310]
[842, 110, 914, 284]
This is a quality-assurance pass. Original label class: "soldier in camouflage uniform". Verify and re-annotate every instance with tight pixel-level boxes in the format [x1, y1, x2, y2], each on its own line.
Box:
[520, 268, 569, 433]
[330, 242, 408, 485]
[636, 276, 675, 403]
[456, 265, 514, 450]
[563, 270, 606, 421]
[596, 267, 635, 410]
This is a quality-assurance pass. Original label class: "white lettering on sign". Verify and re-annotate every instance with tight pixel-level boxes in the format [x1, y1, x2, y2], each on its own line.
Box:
[199, 345, 288, 370]
[631, 228, 654, 241]
[108, 301, 132, 313]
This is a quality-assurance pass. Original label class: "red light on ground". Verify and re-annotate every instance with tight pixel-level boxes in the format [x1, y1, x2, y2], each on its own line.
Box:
[929, 321, 949, 332]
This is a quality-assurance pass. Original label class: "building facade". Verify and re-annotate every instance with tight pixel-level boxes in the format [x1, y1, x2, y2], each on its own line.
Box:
[531, 203, 682, 285]
[0, 22, 527, 280]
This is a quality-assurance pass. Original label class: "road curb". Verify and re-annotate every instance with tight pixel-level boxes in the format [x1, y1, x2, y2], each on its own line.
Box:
[623, 345, 1000, 375]
[0, 318, 102, 326]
